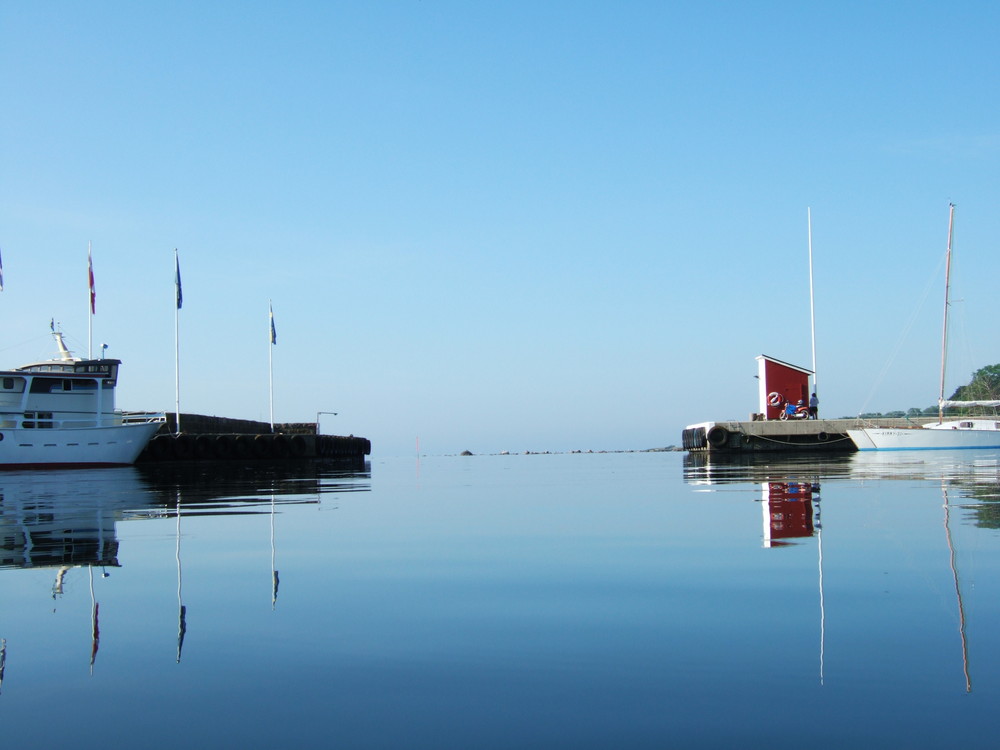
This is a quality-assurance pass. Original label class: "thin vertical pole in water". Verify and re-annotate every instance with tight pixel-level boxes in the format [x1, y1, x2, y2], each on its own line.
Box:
[807, 208, 817, 396]
[938, 203, 956, 423]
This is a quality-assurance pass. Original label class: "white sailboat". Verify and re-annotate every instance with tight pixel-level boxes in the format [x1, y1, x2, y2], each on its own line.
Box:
[848, 204, 1000, 451]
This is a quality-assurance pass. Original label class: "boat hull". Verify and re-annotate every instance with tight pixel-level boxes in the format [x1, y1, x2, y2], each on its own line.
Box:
[0, 422, 163, 467]
[848, 424, 1000, 451]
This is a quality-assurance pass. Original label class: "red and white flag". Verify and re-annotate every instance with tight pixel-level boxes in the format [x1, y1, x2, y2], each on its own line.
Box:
[88, 244, 96, 314]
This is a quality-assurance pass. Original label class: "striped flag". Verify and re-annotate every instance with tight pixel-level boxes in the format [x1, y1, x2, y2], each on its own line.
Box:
[88, 244, 96, 314]
[269, 302, 277, 345]
[0, 247, 4, 292]
[175, 250, 183, 309]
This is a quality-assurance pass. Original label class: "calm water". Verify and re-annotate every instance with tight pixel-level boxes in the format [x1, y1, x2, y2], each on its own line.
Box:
[2, 450, 1000, 748]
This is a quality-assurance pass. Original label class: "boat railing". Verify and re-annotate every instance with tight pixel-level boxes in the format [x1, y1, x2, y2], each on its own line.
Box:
[121, 411, 167, 425]
[0, 410, 166, 430]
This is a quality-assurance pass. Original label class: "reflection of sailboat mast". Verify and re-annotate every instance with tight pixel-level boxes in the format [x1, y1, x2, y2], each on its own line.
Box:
[943, 486, 971, 692]
[817, 501, 825, 686]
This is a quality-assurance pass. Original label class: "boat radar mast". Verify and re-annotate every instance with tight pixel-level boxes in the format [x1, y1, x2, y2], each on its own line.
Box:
[51, 330, 79, 363]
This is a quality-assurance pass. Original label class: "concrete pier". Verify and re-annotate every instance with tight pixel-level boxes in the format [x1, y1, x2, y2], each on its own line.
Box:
[682, 417, 940, 453]
[137, 413, 371, 468]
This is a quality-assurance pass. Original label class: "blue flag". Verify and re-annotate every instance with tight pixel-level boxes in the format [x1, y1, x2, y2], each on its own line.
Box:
[269, 302, 277, 345]
[174, 251, 183, 309]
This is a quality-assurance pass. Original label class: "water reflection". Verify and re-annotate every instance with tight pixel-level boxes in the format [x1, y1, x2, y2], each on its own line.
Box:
[685, 450, 1000, 528]
[683, 451, 854, 486]
[3, 453, 999, 744]
[0, 461, 370, 672]
[762, 480, 818, 547]
[0, 461, 370, 571]
[684, 449, 994, 694]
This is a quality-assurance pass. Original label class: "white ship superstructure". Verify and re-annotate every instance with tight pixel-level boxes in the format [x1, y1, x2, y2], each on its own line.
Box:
[0, 332, 164, 467]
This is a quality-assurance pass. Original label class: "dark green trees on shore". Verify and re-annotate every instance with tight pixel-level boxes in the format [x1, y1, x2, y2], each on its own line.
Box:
[948, 364, 1000, 402]
[855, 364, 1000, 419]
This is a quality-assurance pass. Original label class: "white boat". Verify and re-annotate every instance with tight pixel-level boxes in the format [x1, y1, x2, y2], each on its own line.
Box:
[848, 204, 1000, 451]
[0, 332, 165, 467]
[848, 418, 1000, 451]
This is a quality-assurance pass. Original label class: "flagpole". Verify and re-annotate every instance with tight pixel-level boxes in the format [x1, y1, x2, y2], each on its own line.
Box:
[174, 249, 182, 435]
[268, 300, 275, 432]
[88, 241, 94, 359]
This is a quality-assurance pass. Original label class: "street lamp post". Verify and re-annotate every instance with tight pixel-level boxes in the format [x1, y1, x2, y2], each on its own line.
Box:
[316, 411, 338, 435]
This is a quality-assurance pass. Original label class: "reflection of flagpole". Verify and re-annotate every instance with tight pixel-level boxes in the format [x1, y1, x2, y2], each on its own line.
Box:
[176, 492, 187, 663]
[271, 493, 279, 609]
[89, 567, 100, 674]
[0, 638, 6, 695]
[943, 486, 971, 692]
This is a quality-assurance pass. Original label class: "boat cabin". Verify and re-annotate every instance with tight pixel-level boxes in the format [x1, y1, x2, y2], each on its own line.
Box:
[0, 342, 123, 430]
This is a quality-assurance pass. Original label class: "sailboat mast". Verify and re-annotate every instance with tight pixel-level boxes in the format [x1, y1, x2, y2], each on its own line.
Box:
[808, 208, 817, 396]
[938, 203, 956, 423]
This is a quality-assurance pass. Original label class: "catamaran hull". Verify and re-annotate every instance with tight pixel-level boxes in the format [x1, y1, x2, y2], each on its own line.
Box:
[847, 427, 1000, 451]
[0, 422, 163, 467]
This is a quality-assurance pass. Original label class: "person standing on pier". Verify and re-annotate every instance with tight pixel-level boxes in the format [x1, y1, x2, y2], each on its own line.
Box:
[809, 392, 819, 419]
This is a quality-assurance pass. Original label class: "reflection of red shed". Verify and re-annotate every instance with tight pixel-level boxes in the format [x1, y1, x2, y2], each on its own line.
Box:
[762, 481, 816, 547]
[756, 355, 813, 420]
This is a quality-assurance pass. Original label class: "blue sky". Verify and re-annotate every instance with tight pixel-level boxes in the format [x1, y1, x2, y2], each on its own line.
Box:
[2, 1, 999, 455]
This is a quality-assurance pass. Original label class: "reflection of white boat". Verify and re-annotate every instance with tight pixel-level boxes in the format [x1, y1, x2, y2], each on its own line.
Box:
[0, 467, 153, 569]
[0, 332, 164, 467]
[849, 205, 1000, 451]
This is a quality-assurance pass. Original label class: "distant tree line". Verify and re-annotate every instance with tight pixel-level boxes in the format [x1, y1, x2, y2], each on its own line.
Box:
[849, 364, 1000, 419]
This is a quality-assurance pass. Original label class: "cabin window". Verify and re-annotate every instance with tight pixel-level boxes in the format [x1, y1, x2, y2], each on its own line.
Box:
[22, 412, 54, 429]
[2, 378, 12, 389]
[29, 380, 56, 394]
[960, 421, 973, 428]
[79, 364, 111, 376]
